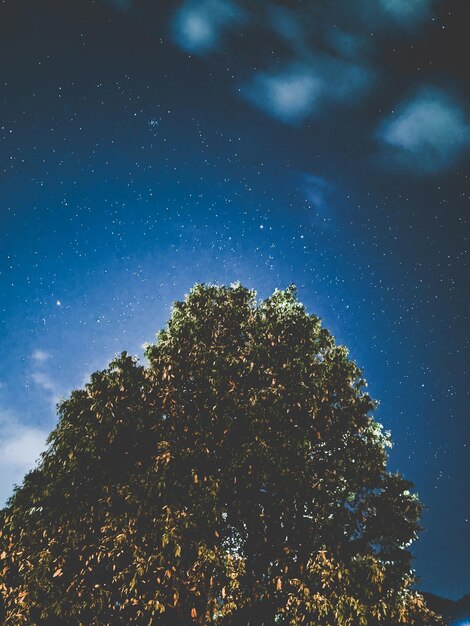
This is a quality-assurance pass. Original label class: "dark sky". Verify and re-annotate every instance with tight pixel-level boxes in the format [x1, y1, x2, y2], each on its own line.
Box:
[1, 0, 469, 600]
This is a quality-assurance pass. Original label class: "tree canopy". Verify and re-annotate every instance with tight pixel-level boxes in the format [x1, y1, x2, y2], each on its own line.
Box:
[0, 283, 442, 625]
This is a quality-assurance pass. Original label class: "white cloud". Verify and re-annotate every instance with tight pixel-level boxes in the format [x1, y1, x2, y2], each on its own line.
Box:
[378, 88, 470, 173]
[31, 370, 62, 409]
[244, 68, 322, 123]
[0, 409, 49, 505]
[31, 349, 50, 362]
[2, 428, 46, 467]
[379, 0, 433, 23]
[242, 58, 373, 124]
[171, 0, 244, 54]
[31, 371, 56, 393]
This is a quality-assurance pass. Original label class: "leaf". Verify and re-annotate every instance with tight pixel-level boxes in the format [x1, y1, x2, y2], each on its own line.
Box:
[53, 568, 63, 578]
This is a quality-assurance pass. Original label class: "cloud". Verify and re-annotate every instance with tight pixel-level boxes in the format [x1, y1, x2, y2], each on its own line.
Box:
[302, 174, 345, 232]
[0, 409, 49, 505]
[304, 174, 333, 213]
[244, 67, 321, 123]
[171, 0, 245, 54]
[31, 349, 50, 362]
[378, 0, 433, 23]
[377, 87, 470, 173]
[317, 56, 373, 103]
[169, 0, 437, 127]
[327, 28, 370, 61]
[267, 5, 310, 57]
[31, 371, 57, 393]
[103, 0, 132, 12]
[240, 2, 376, 125]
[31, 364, 62, 409]
[243, 58, 373, 124]
[30, 347, 62, 406]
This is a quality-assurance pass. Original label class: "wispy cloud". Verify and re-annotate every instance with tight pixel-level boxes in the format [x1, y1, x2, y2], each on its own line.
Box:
[302, 174, 345, 232]
[327, 28, 370, 62]
[171, 0, 245, 54]
[377, 87, 470, 173]
[0, 408, 49, 505]
[379, 0, 433, 24]
[30, 352, 62, 408]
[31, 349, 50, 362]
[31, 371, 57, 394]
[104, 0, 132, 12]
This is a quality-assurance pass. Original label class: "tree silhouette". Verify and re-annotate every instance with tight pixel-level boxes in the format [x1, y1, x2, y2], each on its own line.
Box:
[0, 284, 442, 625]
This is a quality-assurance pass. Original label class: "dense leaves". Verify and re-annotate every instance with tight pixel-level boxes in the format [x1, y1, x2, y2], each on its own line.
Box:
[0, 284, 442, 625]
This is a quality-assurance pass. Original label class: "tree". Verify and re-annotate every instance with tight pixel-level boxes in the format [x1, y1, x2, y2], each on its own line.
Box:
[0, 283, 442, 625]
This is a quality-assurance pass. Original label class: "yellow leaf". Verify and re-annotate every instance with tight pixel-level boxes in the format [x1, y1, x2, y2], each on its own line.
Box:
[53, 568, 63, 578]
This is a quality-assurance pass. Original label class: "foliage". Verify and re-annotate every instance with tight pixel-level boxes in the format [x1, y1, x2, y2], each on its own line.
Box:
[0, 283, 443, 625]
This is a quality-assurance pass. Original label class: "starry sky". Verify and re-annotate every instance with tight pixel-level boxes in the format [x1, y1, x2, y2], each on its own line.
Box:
[1, 0, 469, 600]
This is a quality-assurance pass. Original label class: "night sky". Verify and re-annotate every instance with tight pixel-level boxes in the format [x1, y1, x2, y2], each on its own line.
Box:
[1, 0, 469, 600]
